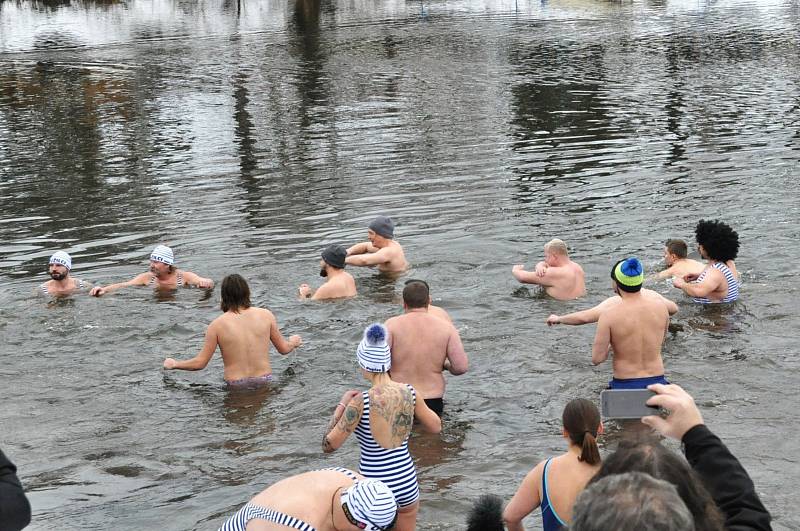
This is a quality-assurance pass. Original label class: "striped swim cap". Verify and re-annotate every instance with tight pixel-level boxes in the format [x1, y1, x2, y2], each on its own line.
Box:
[49, 251, 72, 270]
[612, 257, 644, 292]
[356, 324, 391, 373]
[341, 479, 398, 531]
[150, 245, 174, 266]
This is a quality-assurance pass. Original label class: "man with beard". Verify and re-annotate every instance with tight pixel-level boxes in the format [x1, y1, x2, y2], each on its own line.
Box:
[90, 244, 213, 296]
[39, 251, 92, 296]
[298, 244, 357, 300]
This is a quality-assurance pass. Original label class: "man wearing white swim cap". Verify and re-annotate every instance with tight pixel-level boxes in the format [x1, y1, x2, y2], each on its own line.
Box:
[345, 215, 408, 274]
[90, 244, 213, 297]
[39, 251, 93, 297]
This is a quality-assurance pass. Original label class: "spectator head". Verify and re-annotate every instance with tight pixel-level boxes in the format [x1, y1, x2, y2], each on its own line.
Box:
[569, 472, 695, 531]
[466, 494, 504, 531]
[562, 398, 602, 465]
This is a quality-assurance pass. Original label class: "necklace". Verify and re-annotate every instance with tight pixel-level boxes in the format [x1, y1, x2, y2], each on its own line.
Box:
[330, 487, 342, 531]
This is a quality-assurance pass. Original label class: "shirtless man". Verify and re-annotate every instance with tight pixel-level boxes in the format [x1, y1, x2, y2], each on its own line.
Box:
[345, 215, 408, 273]
[512, 239, 586, 300]
[38, 251, 92, 296]
[299, 244, 357, 300]
[672, 219, 741, 304]
[403, 278, 452, 323]
[385, 280, 468, 416]
[163, 274, 302, 387]
[654, 239, 704, 280]
[592, 258, 672, 389]
[90, 245, 213, 296]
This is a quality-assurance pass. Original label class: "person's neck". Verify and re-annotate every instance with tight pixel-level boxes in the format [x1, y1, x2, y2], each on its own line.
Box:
[367, 372, 392, 386]
[405, 306, 428, 314]
[154, 269, 176, 281]
[51, 276, 72, 288]
[326, 268, 345, 280]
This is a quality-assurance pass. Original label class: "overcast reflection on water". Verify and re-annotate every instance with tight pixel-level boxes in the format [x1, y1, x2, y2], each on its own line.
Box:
[1, 0, 799, 529]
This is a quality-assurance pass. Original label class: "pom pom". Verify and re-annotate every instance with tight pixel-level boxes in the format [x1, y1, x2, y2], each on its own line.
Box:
[365, 324, 386, 344]
[622, 258, 643, 277]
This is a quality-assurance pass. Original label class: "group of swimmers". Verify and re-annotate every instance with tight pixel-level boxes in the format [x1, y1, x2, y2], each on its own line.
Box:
[31, 215, 750, 530]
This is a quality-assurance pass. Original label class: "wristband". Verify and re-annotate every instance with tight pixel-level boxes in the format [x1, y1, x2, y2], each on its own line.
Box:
[337, 402, 347, 409]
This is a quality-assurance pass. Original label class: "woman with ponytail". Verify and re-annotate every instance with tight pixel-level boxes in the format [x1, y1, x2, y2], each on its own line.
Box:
[503, 399, 602, 531]
[322, 323, 441, 531]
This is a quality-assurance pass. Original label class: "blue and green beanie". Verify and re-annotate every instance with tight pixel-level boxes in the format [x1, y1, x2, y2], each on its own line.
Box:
[611, 257, 644, 292]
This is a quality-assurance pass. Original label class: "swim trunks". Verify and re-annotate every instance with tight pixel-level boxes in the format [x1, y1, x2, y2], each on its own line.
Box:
[424, 398, 444, 417]
[540, 458, 567, 531]
[692, 262, 739, 303]
[356, 385, 420, 507]
[225, 373, 273, 388]
[608, 375, 669, 390]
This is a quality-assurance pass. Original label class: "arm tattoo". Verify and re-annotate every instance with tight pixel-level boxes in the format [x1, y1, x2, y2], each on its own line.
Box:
[336, 404, 361, 433]
[322, 434, 334, 453]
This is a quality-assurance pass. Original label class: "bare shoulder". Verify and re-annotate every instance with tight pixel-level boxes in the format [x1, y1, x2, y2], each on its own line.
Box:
[132, 272, 151, 284]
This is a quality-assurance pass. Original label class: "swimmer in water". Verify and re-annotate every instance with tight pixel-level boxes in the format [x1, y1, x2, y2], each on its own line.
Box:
[90, 244, 213, 296]
[672, 220, 741, 304]
[38, 251, 93, 296]
[299, 244, 357, 300]
[512, 239, 586, 300]
[345, 216, 408, 274]
[653, 239, 705, 280]
[163, 274, 301, 387]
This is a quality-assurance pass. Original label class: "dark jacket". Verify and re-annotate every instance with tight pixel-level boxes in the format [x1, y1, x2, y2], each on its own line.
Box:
[0, 449, 31, 531]
[683, 425, 772, 531]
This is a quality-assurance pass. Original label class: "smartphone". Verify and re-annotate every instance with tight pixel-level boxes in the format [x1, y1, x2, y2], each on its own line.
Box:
[600, 389, 660, 419]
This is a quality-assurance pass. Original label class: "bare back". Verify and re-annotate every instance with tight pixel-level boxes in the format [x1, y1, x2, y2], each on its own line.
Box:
[368, 382, 415, 449]
[546, 260, 586, 300]
[601, 293, 669, 378]
[214, 307, 276, 381]
[546, 453, 602, 523]
[379, 240, 408, 273]
[386, 312, 459, 399]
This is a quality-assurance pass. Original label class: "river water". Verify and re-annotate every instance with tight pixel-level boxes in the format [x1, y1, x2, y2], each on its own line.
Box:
[1, 0, 798, 529]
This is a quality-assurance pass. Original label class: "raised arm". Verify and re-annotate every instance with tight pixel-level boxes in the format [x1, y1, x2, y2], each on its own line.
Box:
[346, 242, 375, 256]
[269, 315, 302, 354]
[512, 264, 553, 286]
[591, 316, 611, 365]
[345, 247, 391, 267]
[182, 271, 214, 289]
[323, 391, 363, 453]
[90, 273, 150, 296]
[547, 297, 619, 326]
[444, 327, 468, 375]
[503, 461, 545, 531]
[163, 323, 219, 371]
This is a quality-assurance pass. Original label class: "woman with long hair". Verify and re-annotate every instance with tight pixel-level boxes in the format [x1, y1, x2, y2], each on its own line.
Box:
[323, 323, 441, 531]
[503, 399, 603, 531]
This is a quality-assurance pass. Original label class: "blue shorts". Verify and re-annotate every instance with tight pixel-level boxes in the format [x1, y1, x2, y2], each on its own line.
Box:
[608, 375, 669, 390]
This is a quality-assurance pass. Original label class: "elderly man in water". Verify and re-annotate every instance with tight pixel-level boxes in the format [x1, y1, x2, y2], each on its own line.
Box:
[549, 258, 678, 389]
[345, 215, 408, 273]
[38, 251, 93, 296]
[163, 274, 302, 387]
[512, 239, 586, 300]
[90, 245, 213, 296]
[299, 244, 357, 300]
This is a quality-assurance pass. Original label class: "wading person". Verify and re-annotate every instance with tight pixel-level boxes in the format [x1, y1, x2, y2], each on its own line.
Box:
[512, 239, 586, 300]
[672, 220, 740, 303]
[503, 399, 603, 531]
[654, 238, 705, 280]
[90, 244, 213, 296]
[385, 280, 468, 417]
[38, 251, 92, 296]
[299, 244, 357, 300]
[591, 258, 672, 389]
[322, 324, 441, 531]
[163, 274, 302, 387]
[345, 215, 408, 273]
[217, 467, 398, 531]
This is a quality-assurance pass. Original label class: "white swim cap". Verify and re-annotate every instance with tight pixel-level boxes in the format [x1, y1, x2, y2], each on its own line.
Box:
[49, 251, 72, 270]
[150, 245, 174, 265]
[340, 479, 397, 531]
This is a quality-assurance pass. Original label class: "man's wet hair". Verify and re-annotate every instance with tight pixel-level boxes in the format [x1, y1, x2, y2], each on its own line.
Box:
[665, 239, 688, 259]
[403, 280, 430, 309]
[221, 274, 251, 313]
[589, 437, 724, 531]
[466, 494, 503, 531]
[695, 219, 739, 262]
[570, 472, 695, 531]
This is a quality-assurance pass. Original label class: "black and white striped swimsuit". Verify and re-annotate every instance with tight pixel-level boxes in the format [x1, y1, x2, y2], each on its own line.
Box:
[147, 272, 183, 287]
[355, 385, 420, 507]
[216, 467, 358, 531]
[40, 279, 85, 295]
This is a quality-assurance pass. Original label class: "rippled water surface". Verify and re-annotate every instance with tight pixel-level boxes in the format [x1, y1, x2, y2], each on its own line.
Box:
[1, 0, 799, 529]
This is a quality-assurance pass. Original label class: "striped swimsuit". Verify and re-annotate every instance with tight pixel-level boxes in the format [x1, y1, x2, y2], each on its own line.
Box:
[692, 262, 739, 303]
[147, 272, 183, 287]
[217, 467, 358, 531]
[355, 385, 419, 508]
[40, 279, 86, 295]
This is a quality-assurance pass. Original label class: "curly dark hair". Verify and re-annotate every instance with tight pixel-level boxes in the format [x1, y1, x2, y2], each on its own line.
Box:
[695, 219, 739, 262]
